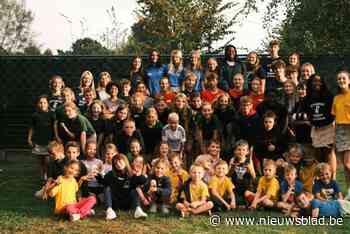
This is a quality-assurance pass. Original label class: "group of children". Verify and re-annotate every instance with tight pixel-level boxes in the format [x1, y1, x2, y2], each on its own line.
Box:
[27, 40, 350, 222]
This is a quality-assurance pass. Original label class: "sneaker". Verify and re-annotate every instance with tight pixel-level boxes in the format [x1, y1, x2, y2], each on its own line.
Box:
[134, 206, 148, 219]
[160, 205, 170, 215]
[90, 209, 95, 216]
[106, 208, 117, 220]
[149, 203, 157, 213]
[70, 214, 80, 222]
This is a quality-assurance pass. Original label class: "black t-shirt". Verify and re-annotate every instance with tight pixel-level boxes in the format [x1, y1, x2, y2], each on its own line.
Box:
[291, 100, 312, 143]
[305, 95, 334, 127]
[196, 114, 220, 140]
[30, 111, 55, 145]
[140, 121, 163, 154]
[48, 94, 64, 112]
[87, 117, 107, 135]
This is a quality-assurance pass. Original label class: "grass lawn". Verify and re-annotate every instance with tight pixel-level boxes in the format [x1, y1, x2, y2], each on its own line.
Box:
[0, 152, 349, 234]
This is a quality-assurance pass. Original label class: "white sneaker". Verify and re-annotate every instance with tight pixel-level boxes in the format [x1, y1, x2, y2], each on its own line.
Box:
[134, 206, 148, 219]
[161, 205, 170, 215]
[106, 208, 117, 220]
[70, 214, 80, 222]
[149, 203, 157, 213]
[90, 209, 95, 216]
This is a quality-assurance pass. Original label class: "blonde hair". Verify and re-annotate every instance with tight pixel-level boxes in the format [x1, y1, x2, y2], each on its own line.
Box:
[315, 162, 332, 177]
[168, 49, 183, 72]
[48, 140, 64, 154]
[80, 70, 95, 91]
[49, 75, 65, 91]
[62, 87, 76, 101]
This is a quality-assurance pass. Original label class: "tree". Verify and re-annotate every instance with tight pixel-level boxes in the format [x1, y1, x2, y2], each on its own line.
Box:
[0, 0, 36, 53]
[59, 38, 113, 55]
[129, 0, 241, 53]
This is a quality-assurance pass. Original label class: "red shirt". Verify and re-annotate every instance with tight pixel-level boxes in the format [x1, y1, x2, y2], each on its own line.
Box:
[200, 89, 224, 103]
[249, 92, 265, 109]
[156, 92, 177, 105]
[228, 89, 244, 98]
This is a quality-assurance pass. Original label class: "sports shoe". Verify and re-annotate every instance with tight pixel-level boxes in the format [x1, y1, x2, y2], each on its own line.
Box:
[90, 209, 95, 216]
[70, 214, 80, 222]
[106, 208, 117, 220]
[134, 206, 148, 219]
[160, 205, 170, 215]
[149, 203, 157, 213]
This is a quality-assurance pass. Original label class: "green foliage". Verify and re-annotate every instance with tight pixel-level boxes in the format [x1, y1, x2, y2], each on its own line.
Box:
[0, 0, 36, 53]
[129, 0, 240, 53]
[59, 37, 113, 55]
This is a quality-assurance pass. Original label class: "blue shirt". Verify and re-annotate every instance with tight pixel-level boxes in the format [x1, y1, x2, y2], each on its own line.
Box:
[312, 180, 340, 200]
[186, 69, 204, 92]
[168, 66, 185, 88]
[280, 180, 303, 202]
[311, 199, 341, 217]
[145, 64, 167, 96]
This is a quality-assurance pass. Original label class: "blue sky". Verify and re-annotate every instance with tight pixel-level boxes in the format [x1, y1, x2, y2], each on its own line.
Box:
[25, 0, 268, 53]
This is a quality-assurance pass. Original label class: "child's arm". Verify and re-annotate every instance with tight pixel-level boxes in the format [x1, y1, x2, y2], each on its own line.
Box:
[249, 191, 266, 209]
[210, 188, 230, 209]
[53, 120, 62, 142]
[60, 122, 75, 139]
[314, 192, 326, 201]
[27, 127, 34, 147]
[228, 190, 236, 209]
[337, 192, 344, 200]
[156, 177, 172, 198]
[281, 187, 293, 203]
[212, 129, 219, 141]
[80, 131, 87, 154]
[311, 208, 319, 218]
[246, 161, 256, 179]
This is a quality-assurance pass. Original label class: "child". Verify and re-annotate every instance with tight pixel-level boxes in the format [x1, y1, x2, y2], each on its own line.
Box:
[82, 141, 104, 198]
[248, 77, 265, 110]
[144, 50, 167, 97]
[167, 49, 185, 92]
[78, 88, 96, 115]
[228, 140, 256, 208]
[168, 153, 189, 204]
[106, 104, 129, 143]
[176, 165, 214, 217]
[154, 96, 171, 126]
[130, 92, 147, 128]
[195, 102, 220, 153]
[48, 75, 65, 111]
[249, 160, 280, 209]
[286, 65, 300, 86]
[331, 70, 350, 195]
[28, 95, 55, 180]
[102, 154, 148, 220]
[101, 143, 118, 176]
[104, 81, 126, 115]
[209, 160, 236, 211]
[266, 60, 287, 95]
[246, 51, 266, 92]
[151, 142, 171, 171]
[264, 40, 282, 81]
[135, 81, 154, 108]
[46, 160, 96, 221]
[129, 56, 144, 94]
[145, 160, 172, 214]
[296, 191, 350, 218]
[119, 78, 132, 102]
[313, 163, 343, 201]
[186, 49, 204, 92]
[156, 76, 176, 105]
[162, 112, 186, 155]
[115, 119, 145, 155]
[96, 71, 111, 101]
[305, 74, 336, 178]
[229, 73, 248, 109]
[182, 72, 198, 97]
[201, 72, 224, 104]
[300, 63, 315, 82]
[128, 139, 143, 164]
[47, 140, 68, 180]
[65, 141, 87, 178]
[255, 110, 290, 164]
[190, 93, 203, 118]
[277, 164, 303, 215]
[140, 107, 163, 158]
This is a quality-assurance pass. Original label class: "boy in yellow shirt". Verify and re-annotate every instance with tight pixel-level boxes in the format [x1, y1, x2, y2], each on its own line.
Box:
[176, 165, 214, 217]
[168, 153, 189, 204]
[209, 160, 236, 211]
[249, 160, 280, 209]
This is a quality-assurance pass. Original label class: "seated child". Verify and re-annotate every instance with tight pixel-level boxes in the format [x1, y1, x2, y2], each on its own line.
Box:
[161, 112, 186, 155]
[102, 154, 148, 220]
[277, 164, 303, 215]
[127, 138, 144, 164]
[47, 140, 68, 180]
[168, 153, 189, 204]
[296, 191, 350, 218]
[82, 141, 104, 198]
[145, 160, 172, 214]
[313, 163, 343, 200]
[101, 143, 118, 176]
[46, 160, 96, 221]
[248, 160, 280, 209]
[276, 143, 304, 180]
[228, 140, 256, 208]
[209, 160, 236, 211]
[299, 155, 318, 193]
[151, 142, 171, 171]
[176, 165, 214, 217]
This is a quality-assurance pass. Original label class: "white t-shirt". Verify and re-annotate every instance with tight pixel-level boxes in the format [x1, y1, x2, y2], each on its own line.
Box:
[161, 124, 186, 152]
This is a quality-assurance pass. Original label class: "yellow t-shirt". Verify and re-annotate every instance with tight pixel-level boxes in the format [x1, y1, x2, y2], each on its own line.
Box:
[208, 175, 235, 197]
[331, 92, 350, 124]
[257, 176, 280, 201]
[169, 169, 189, 203]
[49, 176, 78, 214]
[180, 181, 209, 202]
[299, 162, 317, 193]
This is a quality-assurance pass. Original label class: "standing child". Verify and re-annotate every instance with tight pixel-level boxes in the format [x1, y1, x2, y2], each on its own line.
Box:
[119, 79, 132, 102]
[48, 75, 65, 111]
[154, 96, 171, 126]
[151, 142, 172, 171]
[300, 63, 315, 82]
[47, 140, 68, 180]
[176, 165, 214, 217]
[277, 164, 303, 215]
[209, 160, 236, 211]
[182, 72, 198, 97]
[228, 140, 256, 208]
[127, 139, 144, 164]
[168, 153, 189, 204]
[115, 119, 145, 155]
[167, 49, 185, 92]
[96, 71, 111, 102]
[77, 70, 96, 107]
[145, 160, 172, 214]
[201, 72, 224, 104]
[28, 95, 55, 180]
[248, 77, 265, 110]
[104, 82, 125, 115]
[331, 70, 350, 196]
[156, 76, 177, 105]
[130, 92, 147, 128]
[46, 160, 96, 221]
[313, 163, 343, 201]
[106, 104, 129, 143]
[162, 112, 186, 155]
[248, 160, 280, 209]
[246, 51, 266, 92]
[185, 49, 204, 92]
[228, 73, 248, 109]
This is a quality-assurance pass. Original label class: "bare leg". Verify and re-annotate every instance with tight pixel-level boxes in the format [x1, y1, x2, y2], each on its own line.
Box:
[327, 148, 337, 179]
[343, 150, 350, 189]
[191, 201, 213, 215]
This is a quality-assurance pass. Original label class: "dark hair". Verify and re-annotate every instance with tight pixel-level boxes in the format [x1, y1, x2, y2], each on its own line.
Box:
[106, 81, 119, 95]
[305, 74, 332, 101]
[263, 110, 277, 120]
[36, 94, 49, 105]
[148, 49, 162, 68]
[65, 141, 81, 152]
[224, 45, 238, 61]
